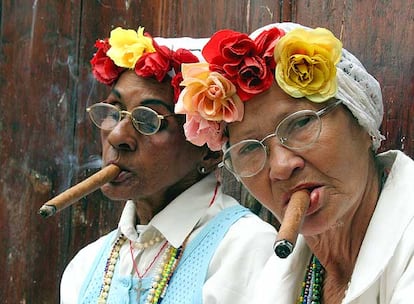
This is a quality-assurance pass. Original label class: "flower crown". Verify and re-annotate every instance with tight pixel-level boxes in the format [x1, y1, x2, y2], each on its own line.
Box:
[90, 26, 200, 102]
[175, 26, 342, 151]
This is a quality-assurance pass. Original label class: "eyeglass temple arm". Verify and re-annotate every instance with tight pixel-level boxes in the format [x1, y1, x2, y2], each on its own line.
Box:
[317, 99, 342, 116]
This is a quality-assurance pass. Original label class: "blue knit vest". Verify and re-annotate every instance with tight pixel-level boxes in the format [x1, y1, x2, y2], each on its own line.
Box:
[78, 204, 250, 304]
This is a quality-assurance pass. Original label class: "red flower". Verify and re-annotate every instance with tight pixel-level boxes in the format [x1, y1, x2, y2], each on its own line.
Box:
[203, 30, 254, 65]
[201, 28, 285, 101]
[171, 73, 183, 103]
[171, 48, 199, 73]
[90, 39, 124, 85]
[90, 29, 199, 103]
[236, 56, 274, 100]
[254, 28, 285, 69]
[203, 30, 255, 77]
[135, 44, 171, 82]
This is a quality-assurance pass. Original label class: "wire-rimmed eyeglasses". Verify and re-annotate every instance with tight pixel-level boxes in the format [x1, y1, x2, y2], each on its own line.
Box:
[221, 99, 342, 178]
[86, 102, 178, 135]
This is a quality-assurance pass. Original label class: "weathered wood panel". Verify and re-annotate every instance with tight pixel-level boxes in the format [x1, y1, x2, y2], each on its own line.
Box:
[0, 0, 412, 303]
[0, 1, 82, 302]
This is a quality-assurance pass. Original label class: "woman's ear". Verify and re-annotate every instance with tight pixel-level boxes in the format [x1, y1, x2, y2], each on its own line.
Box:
[198, 148, 223, 175]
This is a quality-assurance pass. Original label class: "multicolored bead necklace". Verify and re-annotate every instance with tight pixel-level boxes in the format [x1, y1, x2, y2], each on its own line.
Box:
[97, 233, 189, 304]
[145, 236, 189, 304]
[297, 255, 325, 304]
[98, 234, 127, 304]
[97, 183, 218, 303]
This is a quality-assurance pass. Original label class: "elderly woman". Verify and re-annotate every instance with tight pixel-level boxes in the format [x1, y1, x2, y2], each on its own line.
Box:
[60, 26, 276, 304]
[176, 22, 414, 303]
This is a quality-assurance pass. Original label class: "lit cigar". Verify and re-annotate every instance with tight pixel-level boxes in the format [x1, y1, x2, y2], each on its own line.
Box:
[38, 164, 121, 218]
[273, 189, 310, 258]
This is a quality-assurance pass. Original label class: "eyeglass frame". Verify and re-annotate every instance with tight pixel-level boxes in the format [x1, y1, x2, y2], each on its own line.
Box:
[220, 99, 343, 178]
[86, 102, 178, 135]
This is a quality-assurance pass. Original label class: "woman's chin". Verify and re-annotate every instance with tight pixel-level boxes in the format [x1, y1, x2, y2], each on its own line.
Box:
[100, 184, 130, 201]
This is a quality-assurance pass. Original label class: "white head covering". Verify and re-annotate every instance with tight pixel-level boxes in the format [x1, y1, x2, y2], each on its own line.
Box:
[250, 22, 385, 151]
[154, 37, 209, 62]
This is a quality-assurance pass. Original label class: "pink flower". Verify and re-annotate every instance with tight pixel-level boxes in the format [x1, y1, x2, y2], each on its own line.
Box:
[183, 114, 227, 151]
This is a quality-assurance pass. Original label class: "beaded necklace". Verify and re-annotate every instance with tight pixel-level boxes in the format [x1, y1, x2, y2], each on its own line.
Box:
[98, 234, 127, 304]
[297, 255, 325, 304]
[145, 235, 189, 304]
[130, 240, 169, 279]
[132, 232, 165, 250]
[97, 181, 219, 303]
[97, 234, 188, 304]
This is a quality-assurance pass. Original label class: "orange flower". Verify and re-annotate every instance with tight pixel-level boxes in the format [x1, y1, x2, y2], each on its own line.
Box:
[176, 63, 244, 123]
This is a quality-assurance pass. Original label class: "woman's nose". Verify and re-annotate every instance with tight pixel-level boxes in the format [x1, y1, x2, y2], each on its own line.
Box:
[104, 117, 137, 151]
[266, 140, 305, 181]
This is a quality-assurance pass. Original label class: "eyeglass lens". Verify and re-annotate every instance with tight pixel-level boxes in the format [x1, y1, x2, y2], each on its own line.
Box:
[223, 141, 267, 178]
[87, 103, 162, 135]
[131, 108, 160, 134]
[224, 111, 322, 177]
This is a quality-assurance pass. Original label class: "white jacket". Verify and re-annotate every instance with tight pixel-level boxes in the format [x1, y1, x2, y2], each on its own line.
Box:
[255, 150, 414, 303]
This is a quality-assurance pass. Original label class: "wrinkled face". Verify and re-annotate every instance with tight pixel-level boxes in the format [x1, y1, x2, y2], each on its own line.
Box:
[99, 71, 205, 209]
[227, 82, 373, 236]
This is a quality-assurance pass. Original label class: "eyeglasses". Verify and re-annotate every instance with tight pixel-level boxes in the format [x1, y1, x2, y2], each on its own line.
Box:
[221, 100, 342, 178]
[86, 102, 177, 135]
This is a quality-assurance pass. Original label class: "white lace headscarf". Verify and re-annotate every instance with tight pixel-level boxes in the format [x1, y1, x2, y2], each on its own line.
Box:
[250, 22, 385, 151]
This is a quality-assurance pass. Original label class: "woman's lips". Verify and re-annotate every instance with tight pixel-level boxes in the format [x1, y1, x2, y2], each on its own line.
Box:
[284, 186, 323, 216]
[109, 170, 133, 184]
[306, 186, 322, 215]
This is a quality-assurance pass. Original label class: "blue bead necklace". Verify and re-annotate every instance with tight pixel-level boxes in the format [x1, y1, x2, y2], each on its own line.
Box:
[297, 255, 325, 304]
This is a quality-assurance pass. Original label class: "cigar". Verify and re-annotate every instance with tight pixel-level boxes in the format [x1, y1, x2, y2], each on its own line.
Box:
[273, 189, 310, 258]
[38, 164, 121, 218]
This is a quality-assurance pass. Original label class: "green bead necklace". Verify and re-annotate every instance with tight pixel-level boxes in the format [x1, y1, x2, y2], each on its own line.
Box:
[297, 255, 325, 304]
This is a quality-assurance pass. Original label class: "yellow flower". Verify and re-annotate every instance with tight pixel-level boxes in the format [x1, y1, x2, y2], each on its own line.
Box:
[274, 27, 342, 102]
[106, 26, 155, 69]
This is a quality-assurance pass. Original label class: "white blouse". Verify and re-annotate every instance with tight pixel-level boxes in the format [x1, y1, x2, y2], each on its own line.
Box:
[61, 173, 277, 304]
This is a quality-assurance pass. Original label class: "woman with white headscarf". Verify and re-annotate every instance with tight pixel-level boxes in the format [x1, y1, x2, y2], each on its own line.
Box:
[176, 22, 414, 303]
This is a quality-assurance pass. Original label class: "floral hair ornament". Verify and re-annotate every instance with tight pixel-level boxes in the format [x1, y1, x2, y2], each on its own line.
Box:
[176, 25, 346, 150]
[274, 27, 342, 102]
[175, 27, 285, 150]
[90, 26, 200, 102]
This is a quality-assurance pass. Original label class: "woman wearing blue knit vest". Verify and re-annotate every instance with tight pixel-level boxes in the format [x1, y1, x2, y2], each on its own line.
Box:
[60, 26, 276, 304]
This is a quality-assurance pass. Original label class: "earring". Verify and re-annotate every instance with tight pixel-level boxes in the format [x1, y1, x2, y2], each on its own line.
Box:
[198, 166, 207, 175]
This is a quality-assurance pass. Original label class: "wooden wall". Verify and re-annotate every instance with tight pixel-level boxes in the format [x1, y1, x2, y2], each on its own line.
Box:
[0, 1, 412, 302]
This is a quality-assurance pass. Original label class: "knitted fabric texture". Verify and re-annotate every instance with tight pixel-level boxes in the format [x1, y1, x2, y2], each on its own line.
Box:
[78, 205, 250, 303]
[161, 205, 250, 303]
[250, 22, 385, 151]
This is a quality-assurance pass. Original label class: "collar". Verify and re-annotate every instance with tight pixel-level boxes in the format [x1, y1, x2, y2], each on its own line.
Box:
[344, 150, 414, 300]
[115, 173, 220, 248]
